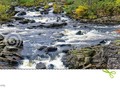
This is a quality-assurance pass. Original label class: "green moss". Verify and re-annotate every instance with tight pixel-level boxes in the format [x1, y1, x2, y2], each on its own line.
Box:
[44, 4, 50, 10]
[114, 40, 120, 46]
[81, 48, 96, 57]
[70, 49, 81, 55]
[53, 3, 63, 14]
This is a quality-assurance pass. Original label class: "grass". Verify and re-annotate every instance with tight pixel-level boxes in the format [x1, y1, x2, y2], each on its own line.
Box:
[1, 0, 120, 23]
[0, 1, 12, 21]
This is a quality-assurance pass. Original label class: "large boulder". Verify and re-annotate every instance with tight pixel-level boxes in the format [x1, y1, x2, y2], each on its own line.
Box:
[63, 39, 120, 69]
[36, 62, 46, 69]
[0, 34, 23, 69]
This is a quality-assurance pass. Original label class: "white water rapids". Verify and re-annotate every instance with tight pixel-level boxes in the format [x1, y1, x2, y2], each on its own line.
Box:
[0, 6, 120, 69]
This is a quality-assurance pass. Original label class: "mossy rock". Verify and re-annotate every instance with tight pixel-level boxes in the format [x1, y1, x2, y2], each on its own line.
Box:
[114, 39, 120, 46]
[80, 48, 96, 57]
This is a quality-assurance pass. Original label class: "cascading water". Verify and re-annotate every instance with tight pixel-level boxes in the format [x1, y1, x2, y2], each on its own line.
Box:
[0, 6, 120, 69]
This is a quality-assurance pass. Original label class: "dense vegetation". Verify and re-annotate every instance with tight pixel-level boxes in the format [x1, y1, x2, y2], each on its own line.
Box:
[1, 0, 120, 23]
[60, 0, 120, 19]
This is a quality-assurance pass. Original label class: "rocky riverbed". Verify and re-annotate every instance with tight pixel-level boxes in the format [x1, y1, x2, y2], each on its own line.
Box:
[0, 5, 120, 69]
[0, 33, 23, 69]
[63, 39, 120, 69]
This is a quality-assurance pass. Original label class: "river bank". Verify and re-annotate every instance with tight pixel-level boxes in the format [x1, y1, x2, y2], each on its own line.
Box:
[1, 0, 120, 25]
[63, 39, 120, 69]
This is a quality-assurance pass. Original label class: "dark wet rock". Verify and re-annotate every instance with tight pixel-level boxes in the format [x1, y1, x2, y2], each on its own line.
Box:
[0, 44, 6, 51]
[40, 54, 49, 59]
[40, 9, 44, 14]
[27, 22, 67, 29]
[44, 22, 67, 28]
[56, 39, 65, 42]
[14, 17, 24, 20]
[27, 26, 37, 29]
[62, 50, 69, 53]
[38, 33, 42, 35]
[48, 52, 58, 60]
[7, 24, 14, 27]
[99, 40, 107, 45]
[17, 11, 26, 16]
[44, 10, 49, 14]
[35, 6, 41, 11]
[76, 31, 83, 35]
[53, 33, 65, 38]
[0, 34, 23, 69]
[45, 47, 57, 52]
[57, 44, 71, 47]
[8, 61, 19, 66]
[36, 62, 46, 69]
[19, 19, 35, 24]
[38, 46, 47, 51]
[40, 9, 49, 14]
[48, 64, 54, 69]
[63, 39, 120, 69]
[0, 34, 4, 41]
[56, 17, 61, 22]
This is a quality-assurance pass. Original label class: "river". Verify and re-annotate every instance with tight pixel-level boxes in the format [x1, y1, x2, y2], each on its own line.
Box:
[0, 6, 120, 69]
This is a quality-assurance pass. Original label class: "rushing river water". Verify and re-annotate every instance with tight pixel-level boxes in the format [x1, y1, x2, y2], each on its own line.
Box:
[0, 6, 120, 69]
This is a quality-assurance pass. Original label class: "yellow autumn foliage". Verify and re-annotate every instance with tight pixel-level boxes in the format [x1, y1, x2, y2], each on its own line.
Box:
[75, 5, 88, 17]
[116, 0, 120, 4]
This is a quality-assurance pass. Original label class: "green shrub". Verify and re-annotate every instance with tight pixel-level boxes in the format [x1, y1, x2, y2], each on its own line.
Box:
[19, 0, 35, 7]
[63, 5, 76, 14]
[53, 3, 63, 14]
[0, 4, 12, 21]
[74, 5, 88, 18]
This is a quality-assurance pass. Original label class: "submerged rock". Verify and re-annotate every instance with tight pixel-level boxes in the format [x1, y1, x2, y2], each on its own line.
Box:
[48, 64, 54, 69]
